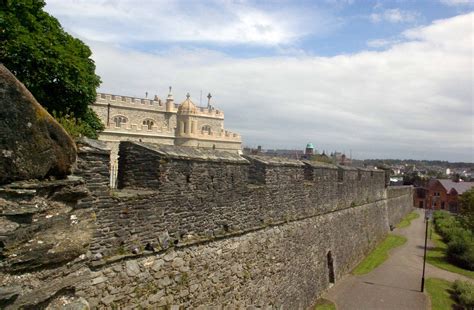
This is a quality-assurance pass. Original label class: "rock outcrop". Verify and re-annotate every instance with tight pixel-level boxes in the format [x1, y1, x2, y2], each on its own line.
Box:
[0, 64, 76, 184]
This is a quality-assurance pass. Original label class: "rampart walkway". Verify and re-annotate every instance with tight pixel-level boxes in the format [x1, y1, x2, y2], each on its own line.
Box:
[324, 208, 472, 310]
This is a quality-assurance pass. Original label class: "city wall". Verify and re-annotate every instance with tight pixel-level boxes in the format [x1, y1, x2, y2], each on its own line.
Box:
[0, 140, 413, 309]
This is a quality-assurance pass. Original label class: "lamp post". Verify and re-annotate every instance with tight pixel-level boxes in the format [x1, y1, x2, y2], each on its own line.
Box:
[421, 214, 429, 292]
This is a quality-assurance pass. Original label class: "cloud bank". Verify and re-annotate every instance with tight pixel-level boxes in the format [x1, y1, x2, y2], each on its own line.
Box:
[44, 0, 473, 161]
[45, 0, 335, 46]
[83, 13, 473, 161]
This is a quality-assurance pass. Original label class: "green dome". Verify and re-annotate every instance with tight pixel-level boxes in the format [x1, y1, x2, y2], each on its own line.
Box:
[306, 143, 314, 149]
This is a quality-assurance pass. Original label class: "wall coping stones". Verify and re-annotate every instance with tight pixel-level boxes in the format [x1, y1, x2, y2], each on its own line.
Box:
[336, 165, 358, 171]
[76, 137, 110, 155]
[301, 160, 338, 169]
[129, 142, 248, 164]
[357, 167, 381, 172]
[0, 175, 84, 190]
[244, 155, 304, 167]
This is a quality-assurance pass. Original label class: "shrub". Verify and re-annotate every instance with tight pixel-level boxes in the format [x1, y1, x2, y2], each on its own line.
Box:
[52, 109, 103, 139]
[433, 211, 474, 271]
[447, 237, 474, 271]
[452, 280, 474, 308]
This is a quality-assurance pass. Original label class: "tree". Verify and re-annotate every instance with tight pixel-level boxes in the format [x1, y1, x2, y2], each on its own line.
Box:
[458, 188, 474, 233]
[0, 0, 103, 138]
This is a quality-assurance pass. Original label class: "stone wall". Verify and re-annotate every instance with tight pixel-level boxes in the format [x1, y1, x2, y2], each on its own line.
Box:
[76, 201, 389, 309]
[87, 142, 388, 259]
[386, 186, 414, 227]
[0, 140, 414, 309]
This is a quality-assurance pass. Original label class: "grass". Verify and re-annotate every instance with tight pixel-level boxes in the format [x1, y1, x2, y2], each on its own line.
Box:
[425, 278, 456, 310]
[397, 211, 420, 228]
[314, 298, 336, 310]
[352, 234, 407, 275]
[426, 225, 474, 279]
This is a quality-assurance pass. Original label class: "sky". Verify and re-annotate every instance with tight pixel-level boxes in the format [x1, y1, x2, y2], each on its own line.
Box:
[44, 0, 474, 162]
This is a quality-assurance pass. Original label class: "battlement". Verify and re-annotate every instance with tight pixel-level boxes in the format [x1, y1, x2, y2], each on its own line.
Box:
[95, 92, 167, 112]
[176, 129, 241, 142]
[95, 92, 225, 119]
[118, 142, 383, 189]
[105, 141, 411, 259]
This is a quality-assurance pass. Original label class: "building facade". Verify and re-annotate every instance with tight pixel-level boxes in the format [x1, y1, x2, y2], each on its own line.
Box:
[414, 179, 474, 213]
[91, 89, 242, 186]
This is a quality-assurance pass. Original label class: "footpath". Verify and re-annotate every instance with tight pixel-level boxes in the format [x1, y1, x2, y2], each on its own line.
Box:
[324, 209, 471, 310]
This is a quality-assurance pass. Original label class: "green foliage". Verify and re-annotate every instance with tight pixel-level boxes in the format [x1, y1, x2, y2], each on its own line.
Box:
[52, 109, 103, 139]
[402, 171, 426, 186]
[425, 278, 456, 310]
[459, 188, 474, 232]
[352, 234, 406, 275]
[0, 0, 102, 137]
[452, 280, 474, 308]
[314, 299, 336, 310]
[432, 211, 474, 271]
[396, 211, 420, 228]
[426, 224, 474, 279]
[309, 154, 335, 164]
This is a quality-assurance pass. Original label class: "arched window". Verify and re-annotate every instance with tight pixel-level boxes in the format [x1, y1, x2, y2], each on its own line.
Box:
[202, 125, 212, 134]
[143, 119, 154, 130]
[113, 115, 128, 128]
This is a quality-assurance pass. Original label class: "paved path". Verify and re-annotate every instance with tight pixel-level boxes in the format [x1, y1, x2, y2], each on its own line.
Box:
[324, 209, 472, 310]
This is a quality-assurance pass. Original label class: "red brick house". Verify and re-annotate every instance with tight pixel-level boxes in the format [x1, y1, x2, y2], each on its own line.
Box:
[414, 179, 474, 213]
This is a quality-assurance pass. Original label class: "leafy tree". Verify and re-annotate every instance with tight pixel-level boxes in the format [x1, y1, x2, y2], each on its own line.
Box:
[0, 0, 103, 137]
[459, 188, 474, 233]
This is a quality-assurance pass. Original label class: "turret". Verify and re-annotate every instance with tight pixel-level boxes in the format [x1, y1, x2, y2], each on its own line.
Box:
[166, 86, 174, 112]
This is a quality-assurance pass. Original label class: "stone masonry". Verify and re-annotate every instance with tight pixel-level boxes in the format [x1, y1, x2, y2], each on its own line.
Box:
[0, 140, 413, 309]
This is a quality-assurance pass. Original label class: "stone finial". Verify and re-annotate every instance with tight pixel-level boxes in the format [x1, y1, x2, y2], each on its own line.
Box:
[167, 86, 173, 101]
[207, 93, 212, 108]
[186, 92, 190, 99]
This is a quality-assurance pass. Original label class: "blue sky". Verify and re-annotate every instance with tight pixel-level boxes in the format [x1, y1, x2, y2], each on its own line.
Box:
[45, 0, 474, 161]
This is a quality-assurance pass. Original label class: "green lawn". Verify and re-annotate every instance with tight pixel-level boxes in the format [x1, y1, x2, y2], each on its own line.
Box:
[314, 298, 336, 310]
[352, 234, 407, 275]
[397, 211, 420, 228]
[425, 278, 456, 310]
[426, 226, 474, 279]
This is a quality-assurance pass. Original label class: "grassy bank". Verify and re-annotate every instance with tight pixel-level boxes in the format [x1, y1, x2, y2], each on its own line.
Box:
[425, 278, 455, 310]
[397, 211, 420, 228]
[352, 234, 407, 275]
[427, 227, 474, 279]
[314, 298, 336, 310]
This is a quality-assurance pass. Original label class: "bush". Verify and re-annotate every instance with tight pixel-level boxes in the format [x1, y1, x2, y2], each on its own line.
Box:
[52, 109, 103, 139]
[447, 237, 474, 270]
[433, 211, 474, 271]
[452, 280, 474, 308]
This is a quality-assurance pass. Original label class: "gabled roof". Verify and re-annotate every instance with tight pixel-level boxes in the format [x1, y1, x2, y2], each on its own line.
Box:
[437, 179, 474, 195]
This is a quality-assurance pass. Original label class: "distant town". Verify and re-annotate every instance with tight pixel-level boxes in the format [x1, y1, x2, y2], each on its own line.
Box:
[243, 143, 473, 184]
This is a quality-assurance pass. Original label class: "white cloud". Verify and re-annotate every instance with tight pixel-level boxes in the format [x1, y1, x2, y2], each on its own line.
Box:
[370, 9, 419, 23]
[85, 13, 474, 161]
[366, 38, 400, 48]
[440, 0, 474, 6]
[45, 0, 334, 45]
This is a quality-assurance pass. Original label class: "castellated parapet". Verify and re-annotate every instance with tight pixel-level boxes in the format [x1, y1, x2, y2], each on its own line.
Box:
[92, 92, 241, 151]
[0, 140, 414, 309]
